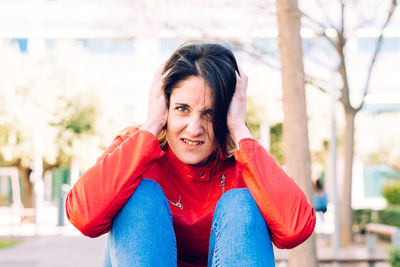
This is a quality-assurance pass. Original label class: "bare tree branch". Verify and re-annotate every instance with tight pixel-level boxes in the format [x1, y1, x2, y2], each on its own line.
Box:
[340, 0, 345, 41]
[356, 0, 398, 111]
[301, 11, 338, 49]
[300, 11, 328, 31]
[304, 75, 329, 93]
[304, 50, 338, 71]
[229, 41, 281, 70]
[315, 0, 338, 31]
[162, 27, 283, 70]
[43, 162, 59, 176]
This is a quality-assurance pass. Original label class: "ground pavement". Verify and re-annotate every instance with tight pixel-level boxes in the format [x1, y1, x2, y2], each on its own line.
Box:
[0, 234, 107, 267]
[0, 231, 391, 267]
[0, 208, 392, 267]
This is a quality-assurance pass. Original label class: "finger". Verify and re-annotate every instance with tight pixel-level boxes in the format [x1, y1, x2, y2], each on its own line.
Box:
[237, 66, 243, 77]
[150, 62, 169, 94]
[235, 71, 247, 96]
[235, 71, 240, 84]
[237, 65, 248, 79]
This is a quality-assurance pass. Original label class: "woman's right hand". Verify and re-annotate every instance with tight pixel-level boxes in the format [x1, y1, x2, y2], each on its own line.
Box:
[140, 63, 168, 137]
[227, 67, 253, 146]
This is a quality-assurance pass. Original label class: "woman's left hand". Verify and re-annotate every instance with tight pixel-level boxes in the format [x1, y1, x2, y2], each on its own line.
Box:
[227, 67, 253, 146]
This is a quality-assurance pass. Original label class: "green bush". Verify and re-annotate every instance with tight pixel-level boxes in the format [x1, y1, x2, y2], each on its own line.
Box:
[390, 246, 400, 267]
[353, 209, 373, 234]
[377, 205, 400, 227]
[383, 180, 400, 205]
[353, 207, 400, 232]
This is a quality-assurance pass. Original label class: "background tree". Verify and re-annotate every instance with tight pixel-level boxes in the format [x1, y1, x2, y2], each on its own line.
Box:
[276, 0, 318, 266]
[0, 42, 119, 209]
[300, 0, 398, 245]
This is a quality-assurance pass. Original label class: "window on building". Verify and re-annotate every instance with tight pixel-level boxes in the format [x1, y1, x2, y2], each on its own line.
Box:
[252, 37, 279, 54]
[76, 39, 135, 54]
[45, 39, 57, 50]
[159, 38, 182, 56]
[10, 38, 28, 53]
[358, 37, 400, 53]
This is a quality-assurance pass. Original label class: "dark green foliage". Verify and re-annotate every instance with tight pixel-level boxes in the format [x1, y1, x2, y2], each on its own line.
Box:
[58, 100, 97, 135]
[353, 207, 400, 233]
[51, 169, 70, 202]
[377, 206, 400, 227]
[353, 207, 400, 258]
[353, 209, 373, 234]
[245, 96, 283, 165]
[269, 123, 283, 164]
[390, 246, 400, 267]
[245, 96, 265, 140]
[383, 180, 400, 205]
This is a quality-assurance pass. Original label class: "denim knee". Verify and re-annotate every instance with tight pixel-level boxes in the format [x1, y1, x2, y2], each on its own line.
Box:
[112, 178, 172, 226]
[107, 179, 177, 266]
[213, 188, 264, 229]
[209, 189, 274, 267]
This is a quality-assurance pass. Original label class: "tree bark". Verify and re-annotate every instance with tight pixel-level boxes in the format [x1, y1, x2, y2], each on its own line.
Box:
[18, 166, 33, 209]
[276, 0, 318, 266]
[340, 108, 356, 245]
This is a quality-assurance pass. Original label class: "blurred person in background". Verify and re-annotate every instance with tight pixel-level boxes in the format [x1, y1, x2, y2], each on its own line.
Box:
[66, 42, 316, 267]
[313, 178, 328, 222]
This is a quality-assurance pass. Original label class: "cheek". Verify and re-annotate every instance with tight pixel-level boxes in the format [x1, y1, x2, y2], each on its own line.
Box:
[207, 122, 216, 143]
[166, 113, 184, 135]
[165, 112, 174, 138]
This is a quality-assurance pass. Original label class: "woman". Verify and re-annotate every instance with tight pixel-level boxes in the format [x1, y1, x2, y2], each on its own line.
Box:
[66, 42, 316, 267]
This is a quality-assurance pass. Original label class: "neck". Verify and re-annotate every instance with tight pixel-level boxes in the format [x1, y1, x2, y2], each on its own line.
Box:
[189, 150, 217, 167]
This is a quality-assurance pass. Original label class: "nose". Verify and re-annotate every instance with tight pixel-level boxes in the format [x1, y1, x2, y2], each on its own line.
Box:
[186, 115, 204, 137]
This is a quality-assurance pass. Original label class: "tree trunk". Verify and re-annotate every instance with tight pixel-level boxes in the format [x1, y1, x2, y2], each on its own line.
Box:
[18, 166, 33, 209]
[340, 108, 356, 245]
[276, 0, 318, 266]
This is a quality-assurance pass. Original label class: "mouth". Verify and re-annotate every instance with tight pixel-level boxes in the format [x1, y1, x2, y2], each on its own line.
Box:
[181, 138, 204, 146]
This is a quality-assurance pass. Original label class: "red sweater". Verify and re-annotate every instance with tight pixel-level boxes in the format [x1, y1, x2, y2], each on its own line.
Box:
[66, 127, 315, 266]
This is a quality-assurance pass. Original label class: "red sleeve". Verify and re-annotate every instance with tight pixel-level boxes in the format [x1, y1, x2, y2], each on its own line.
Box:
[233, 138, 316, 249]
[65, 128, 164, 238]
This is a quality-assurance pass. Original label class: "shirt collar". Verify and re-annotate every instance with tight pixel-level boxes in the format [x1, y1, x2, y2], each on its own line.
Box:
[165, 146, 218, 182]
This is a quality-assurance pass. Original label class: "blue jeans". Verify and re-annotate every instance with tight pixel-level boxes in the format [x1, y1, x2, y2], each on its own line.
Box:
[103, 179, 275, 266]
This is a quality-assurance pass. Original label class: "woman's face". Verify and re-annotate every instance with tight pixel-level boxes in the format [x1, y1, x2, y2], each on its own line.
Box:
[166, 76, 217, 165]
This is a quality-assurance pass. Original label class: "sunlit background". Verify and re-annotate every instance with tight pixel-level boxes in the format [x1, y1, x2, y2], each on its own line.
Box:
[0, 0, 400, 264]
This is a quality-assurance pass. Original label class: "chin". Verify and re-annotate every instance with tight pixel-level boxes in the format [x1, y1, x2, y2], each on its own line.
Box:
[176, 152, 209, 166]
[181, 157, 206, 166]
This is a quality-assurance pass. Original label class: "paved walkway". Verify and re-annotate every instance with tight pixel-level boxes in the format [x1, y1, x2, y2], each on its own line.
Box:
[0, 235, 107, 267]
[0, 211, 392, 267]
[0, 233, 391, 267]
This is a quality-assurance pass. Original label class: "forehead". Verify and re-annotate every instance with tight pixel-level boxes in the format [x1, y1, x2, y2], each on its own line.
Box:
[170, 76, 213, 107]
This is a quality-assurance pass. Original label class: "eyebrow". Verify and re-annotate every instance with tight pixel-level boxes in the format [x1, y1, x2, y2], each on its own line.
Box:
[175, 103, 191, 109]
[202, 108, 214, 113]
[174, 103, 213, 112]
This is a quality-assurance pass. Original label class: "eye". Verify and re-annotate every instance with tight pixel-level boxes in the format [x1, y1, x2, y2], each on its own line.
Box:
[205, 110, 214, 118]
[176, 106, 187, 112]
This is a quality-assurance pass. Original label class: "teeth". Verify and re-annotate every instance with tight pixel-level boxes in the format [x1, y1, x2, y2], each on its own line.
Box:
[183, 139, 202, 145]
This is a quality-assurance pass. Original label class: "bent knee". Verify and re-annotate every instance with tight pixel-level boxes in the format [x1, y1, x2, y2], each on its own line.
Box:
[214, 188, 264, 227]
[115, 179, 170, 221]
[126, 179, 166, 205]
[218, 188, 256, 212]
